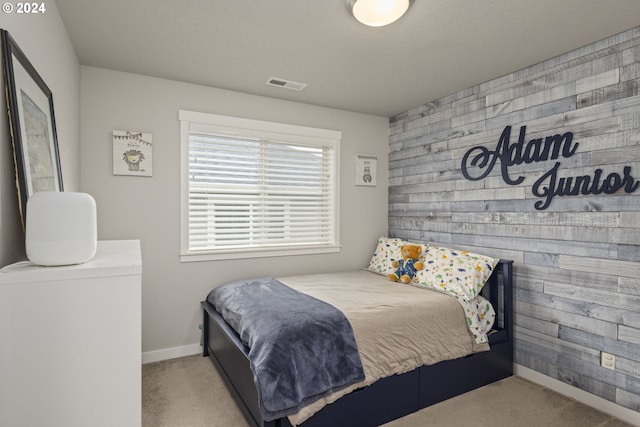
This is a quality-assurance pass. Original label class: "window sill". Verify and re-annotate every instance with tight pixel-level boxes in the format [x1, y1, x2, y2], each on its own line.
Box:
[180, 244, 341, 262]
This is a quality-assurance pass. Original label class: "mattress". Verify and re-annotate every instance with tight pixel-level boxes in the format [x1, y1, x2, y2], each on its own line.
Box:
[276, 269, 491, 425]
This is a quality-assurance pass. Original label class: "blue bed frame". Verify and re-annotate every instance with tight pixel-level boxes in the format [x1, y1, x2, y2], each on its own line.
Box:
[201, 260, 513, 427]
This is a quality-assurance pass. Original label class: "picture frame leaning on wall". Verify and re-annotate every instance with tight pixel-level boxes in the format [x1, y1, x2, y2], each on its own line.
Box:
[1, 29, 63, 228]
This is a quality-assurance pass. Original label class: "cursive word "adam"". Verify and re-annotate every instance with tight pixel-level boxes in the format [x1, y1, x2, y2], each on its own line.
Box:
[461, 125, 577, 184]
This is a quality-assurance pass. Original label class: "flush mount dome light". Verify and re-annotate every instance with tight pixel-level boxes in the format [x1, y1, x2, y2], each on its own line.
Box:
[347, 0, 413, 27]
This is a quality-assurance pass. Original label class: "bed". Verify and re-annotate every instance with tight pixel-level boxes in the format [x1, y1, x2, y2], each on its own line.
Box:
[201, 242, 513, 427]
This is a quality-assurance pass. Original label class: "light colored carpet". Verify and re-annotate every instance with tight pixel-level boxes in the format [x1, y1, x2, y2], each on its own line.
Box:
[142, 355, 635, 427]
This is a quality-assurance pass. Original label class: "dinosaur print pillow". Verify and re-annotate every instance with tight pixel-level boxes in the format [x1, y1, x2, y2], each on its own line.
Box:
[415, 246, 498, 300]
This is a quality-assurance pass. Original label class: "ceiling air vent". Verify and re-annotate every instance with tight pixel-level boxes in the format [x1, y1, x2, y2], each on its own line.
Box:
[265, 77, 307, 91]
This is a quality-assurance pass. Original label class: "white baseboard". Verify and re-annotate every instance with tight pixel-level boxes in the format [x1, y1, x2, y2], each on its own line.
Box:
[142, 343, 202, 364]
[515, 364, 640, 426]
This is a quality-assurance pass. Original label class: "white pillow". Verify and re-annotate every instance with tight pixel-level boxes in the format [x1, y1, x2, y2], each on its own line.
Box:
[415, 246, 498, 300]
[367, 236, 407, 276]
[368, 236, 428, 277]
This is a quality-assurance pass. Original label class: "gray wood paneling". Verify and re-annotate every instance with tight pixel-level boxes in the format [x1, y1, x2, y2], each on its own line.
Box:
[578, 80, 639, 108]
[619, 277, 640, 296]
[558, 255, 640, 278]
[619, 325, 640, 345]
[617, 389, 640, 412]
[387, 26, 640, 411]
[558, 326, 640, 363]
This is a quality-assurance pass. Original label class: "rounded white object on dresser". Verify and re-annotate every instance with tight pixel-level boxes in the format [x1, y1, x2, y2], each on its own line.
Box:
[25, 191, 97, 266]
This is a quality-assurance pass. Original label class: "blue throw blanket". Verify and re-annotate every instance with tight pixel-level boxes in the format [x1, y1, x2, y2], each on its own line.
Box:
[207, 277, 365, 422]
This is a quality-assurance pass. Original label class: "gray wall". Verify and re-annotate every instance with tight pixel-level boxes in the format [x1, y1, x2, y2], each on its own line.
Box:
[388, 27, 640, 412]
[79, 66, 389, 353]
[0, 6, 80, 266]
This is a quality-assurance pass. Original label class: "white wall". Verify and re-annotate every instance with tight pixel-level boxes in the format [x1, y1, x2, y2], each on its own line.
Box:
[79, 66, 389, 354]
[0, 4, 80, 266]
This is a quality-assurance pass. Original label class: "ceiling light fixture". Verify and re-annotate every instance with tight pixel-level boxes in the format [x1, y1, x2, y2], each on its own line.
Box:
[347, 0, 413, 27]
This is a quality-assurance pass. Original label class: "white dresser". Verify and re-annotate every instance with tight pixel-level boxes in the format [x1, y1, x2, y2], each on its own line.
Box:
[0, 240, 142, 427]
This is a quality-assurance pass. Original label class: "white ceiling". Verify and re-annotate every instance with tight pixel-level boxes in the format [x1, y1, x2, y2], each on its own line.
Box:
[56, 0, 640, 118]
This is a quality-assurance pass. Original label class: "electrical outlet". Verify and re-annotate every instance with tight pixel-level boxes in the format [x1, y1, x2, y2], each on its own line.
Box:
[601, 352, 615, 370]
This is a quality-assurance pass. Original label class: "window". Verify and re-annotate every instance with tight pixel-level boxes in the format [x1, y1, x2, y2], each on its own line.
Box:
[179, 110, 341, 261]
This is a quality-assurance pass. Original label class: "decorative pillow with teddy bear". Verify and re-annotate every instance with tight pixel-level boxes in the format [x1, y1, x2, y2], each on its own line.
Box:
[367, 236, 427, 278]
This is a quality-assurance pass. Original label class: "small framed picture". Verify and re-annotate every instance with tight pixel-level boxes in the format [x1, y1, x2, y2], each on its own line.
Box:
[355, 154, 377, 186]
[113, 130, 153, 176]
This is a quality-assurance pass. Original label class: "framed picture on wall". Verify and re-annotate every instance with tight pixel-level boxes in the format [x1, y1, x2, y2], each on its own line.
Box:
[1, 29, 64, 226]
[112, 130, 153, 177]
[355, 154, 377, 186]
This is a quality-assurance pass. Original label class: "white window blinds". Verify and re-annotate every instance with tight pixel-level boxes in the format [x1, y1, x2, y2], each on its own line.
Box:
[180, 111, 340, 260]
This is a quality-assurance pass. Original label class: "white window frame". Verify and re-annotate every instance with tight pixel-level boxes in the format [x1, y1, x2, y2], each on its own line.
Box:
[179, 110, 341, 262]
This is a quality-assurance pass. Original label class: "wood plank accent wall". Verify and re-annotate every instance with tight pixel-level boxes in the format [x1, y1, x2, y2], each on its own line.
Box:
[388, 27, 640, 412]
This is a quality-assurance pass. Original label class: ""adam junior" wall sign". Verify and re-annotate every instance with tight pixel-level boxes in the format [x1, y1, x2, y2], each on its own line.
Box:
[461, 125, 639, 210]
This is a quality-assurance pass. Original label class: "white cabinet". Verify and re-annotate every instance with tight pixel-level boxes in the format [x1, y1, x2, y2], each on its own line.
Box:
[0, 240, 142, 427]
